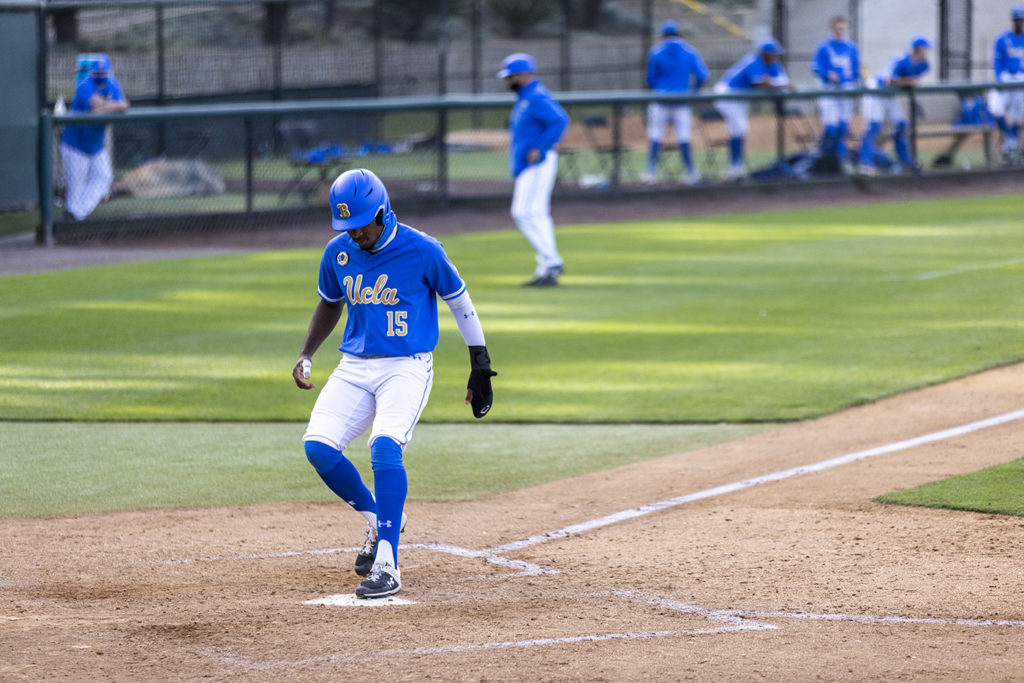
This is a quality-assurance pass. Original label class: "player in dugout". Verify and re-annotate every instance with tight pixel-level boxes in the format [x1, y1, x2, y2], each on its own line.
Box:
[642, 20, 709, 185]
[59, 54, 130, 220]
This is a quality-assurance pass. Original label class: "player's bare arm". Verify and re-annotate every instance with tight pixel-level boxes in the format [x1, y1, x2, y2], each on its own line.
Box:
[293, 299, 344, 389]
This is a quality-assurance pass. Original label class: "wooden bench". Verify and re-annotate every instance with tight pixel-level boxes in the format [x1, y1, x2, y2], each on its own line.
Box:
[914, 124, 994, 169]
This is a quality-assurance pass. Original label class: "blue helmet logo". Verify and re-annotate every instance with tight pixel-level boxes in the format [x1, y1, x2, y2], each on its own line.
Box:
[327, 169, 396, 232]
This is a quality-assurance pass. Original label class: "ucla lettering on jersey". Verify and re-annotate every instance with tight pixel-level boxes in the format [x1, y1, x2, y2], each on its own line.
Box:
[317, 224, 466, 356]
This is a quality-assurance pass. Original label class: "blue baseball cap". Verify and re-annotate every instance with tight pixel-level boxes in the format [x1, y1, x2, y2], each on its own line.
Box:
[758, 38, 785, 55]
[1013, 4, 1024, 19]
[497, 53, 537, 78]
[911, 35, 931, 50]
[661, 20, 679, 36]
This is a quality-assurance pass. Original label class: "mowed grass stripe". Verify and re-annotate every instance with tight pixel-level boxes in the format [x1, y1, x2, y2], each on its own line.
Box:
[0, 194, 1021, 422]
[0, 421, 771, 518]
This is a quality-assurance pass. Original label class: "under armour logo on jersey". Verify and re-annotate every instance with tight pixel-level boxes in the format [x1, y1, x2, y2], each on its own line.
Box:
[378, 519, 393, 528]
[343, 273, 400, 305]
[336, 251, 349, 266]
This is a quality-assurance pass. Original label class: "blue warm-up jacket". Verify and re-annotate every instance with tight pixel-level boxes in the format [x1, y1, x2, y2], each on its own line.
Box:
[508, 79, 570, 177]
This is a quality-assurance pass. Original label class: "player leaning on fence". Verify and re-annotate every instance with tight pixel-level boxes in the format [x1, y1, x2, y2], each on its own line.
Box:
[989, 5, 1024, 161]
[498, 53, 570, 288]
[713, 39, 791, 180]
[858, 35, 931, 176]
[292, 168, 497, 599]
[59, 54, 130, 221]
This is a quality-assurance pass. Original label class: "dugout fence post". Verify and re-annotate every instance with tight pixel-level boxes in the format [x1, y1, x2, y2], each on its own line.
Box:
[907, 88, 918, 168]
[37, 109, 55, 246]
[611, 102, 623, 191]
[437, 107, 449, 204]
[244, 117, 254, 214]
[774, 94, 786, 162]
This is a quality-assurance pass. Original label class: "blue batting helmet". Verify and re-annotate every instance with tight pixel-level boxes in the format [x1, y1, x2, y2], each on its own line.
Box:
[910, 35, 931, 50]
[497, 53, 537, 78]
[328, 169, 396, 233]
[1013, 4, 1024, 19]
[758, 38, 785, 55]
[89, 53, 112, 74]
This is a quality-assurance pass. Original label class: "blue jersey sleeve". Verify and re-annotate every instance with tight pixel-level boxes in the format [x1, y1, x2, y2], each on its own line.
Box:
[692, 49, 710, 88]
[420, 238, 466, 301]
[812, 41, 830, 80]
[532, 94, 570, 151]
[317, 244, 345, 303]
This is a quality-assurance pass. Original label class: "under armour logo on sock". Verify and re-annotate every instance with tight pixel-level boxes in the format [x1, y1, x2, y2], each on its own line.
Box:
[378, 519, 393, 528]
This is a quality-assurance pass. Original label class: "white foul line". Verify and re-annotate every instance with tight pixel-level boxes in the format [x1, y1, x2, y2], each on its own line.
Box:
[489, 408, 1024, 554]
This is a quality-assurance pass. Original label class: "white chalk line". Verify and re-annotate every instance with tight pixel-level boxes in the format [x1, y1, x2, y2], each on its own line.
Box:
[196, 588, 1024, 671]
[162, 408, 1024, 570]
[487, 408, 1024, 554]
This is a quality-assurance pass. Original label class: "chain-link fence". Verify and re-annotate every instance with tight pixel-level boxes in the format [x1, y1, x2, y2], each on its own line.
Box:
[42, 0, 756, 107]
[42, 81, 1024, 242]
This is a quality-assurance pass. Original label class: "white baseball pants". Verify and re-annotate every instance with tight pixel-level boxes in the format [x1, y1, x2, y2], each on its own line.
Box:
[303, 353, 434, 452]
[60, 143, 113, 221]
[861, 94, 906, 125]
[713, 84, 750, 138]
[818, 93, 856, 126]
[646, 102, 693, 143]
[511, 151, 562, 276]
[987, 74, 1024, 124]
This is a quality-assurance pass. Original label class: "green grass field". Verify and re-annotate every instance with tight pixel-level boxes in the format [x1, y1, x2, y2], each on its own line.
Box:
[1, 193, 1022, 518]
[875, 457, 1024, 516]
[0, 421, 770, 518]
[2, 194, 1021, 423]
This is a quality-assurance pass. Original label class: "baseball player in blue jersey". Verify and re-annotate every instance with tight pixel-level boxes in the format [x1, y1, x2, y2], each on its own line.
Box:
[988, 5, 1024, 160]
[292, 168, 496, 598]
[813, 16, 860, 170]
[498, 53, 570, 287]
[858, 36, 931, 175]
[642, 20, 709, 185]
[713, 39, 791, 180]
[59, 54, 129, 220]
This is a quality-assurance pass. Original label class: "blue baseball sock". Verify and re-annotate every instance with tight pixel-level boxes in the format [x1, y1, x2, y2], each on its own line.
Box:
[647, 141, 661, 174]
[679, 142, 694, 174]
[860, 121, 881, 166]
[893, 122, 913, 167]
[370, 437, 407, 568]
[728, 137, 743, 166]
[995, 115, 1009, 136]
[821, 125, 839, 156]
[304, 440, 376, 514]
[1012, 124, 1021, 142]
[836, 121, 850, 163]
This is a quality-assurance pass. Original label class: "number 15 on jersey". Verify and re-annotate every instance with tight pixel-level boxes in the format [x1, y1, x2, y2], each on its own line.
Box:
[387, 310, 408, 337]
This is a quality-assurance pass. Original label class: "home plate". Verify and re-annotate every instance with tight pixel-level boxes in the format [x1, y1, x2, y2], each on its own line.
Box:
[304, 594, 415, 607]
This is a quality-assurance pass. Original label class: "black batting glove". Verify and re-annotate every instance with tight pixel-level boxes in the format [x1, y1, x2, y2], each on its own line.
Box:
[467, 345, 497, 418]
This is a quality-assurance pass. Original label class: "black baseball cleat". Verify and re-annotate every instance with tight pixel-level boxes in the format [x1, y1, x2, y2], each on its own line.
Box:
[522, 273, 558, 287]
[354, 512, 407, 577]
[355, 562, 402, 599]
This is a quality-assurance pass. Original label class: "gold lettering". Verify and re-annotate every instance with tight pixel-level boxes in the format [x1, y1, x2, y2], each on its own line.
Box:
[342, 274, 400, 306]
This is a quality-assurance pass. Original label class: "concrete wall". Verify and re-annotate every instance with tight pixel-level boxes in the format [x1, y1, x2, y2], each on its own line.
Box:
[0, 7, 40, 211]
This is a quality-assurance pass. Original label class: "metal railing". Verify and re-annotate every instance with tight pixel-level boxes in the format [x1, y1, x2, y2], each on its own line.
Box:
[39, 79, 1024, 243]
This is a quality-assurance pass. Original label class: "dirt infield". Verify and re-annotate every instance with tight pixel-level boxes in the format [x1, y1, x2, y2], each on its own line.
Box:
[2, 362, 1022, 680]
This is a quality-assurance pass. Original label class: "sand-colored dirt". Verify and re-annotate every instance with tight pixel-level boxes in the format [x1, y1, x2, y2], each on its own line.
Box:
[2, 362, 1022, 681]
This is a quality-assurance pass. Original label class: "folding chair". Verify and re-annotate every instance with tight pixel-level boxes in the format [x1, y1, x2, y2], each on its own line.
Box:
[580, 113, 632, 181]
[276, 120, 348, 203]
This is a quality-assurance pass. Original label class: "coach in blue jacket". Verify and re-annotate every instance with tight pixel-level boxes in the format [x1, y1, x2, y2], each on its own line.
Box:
[643, 20, 709, 184]
[499, 53, 570, 287]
